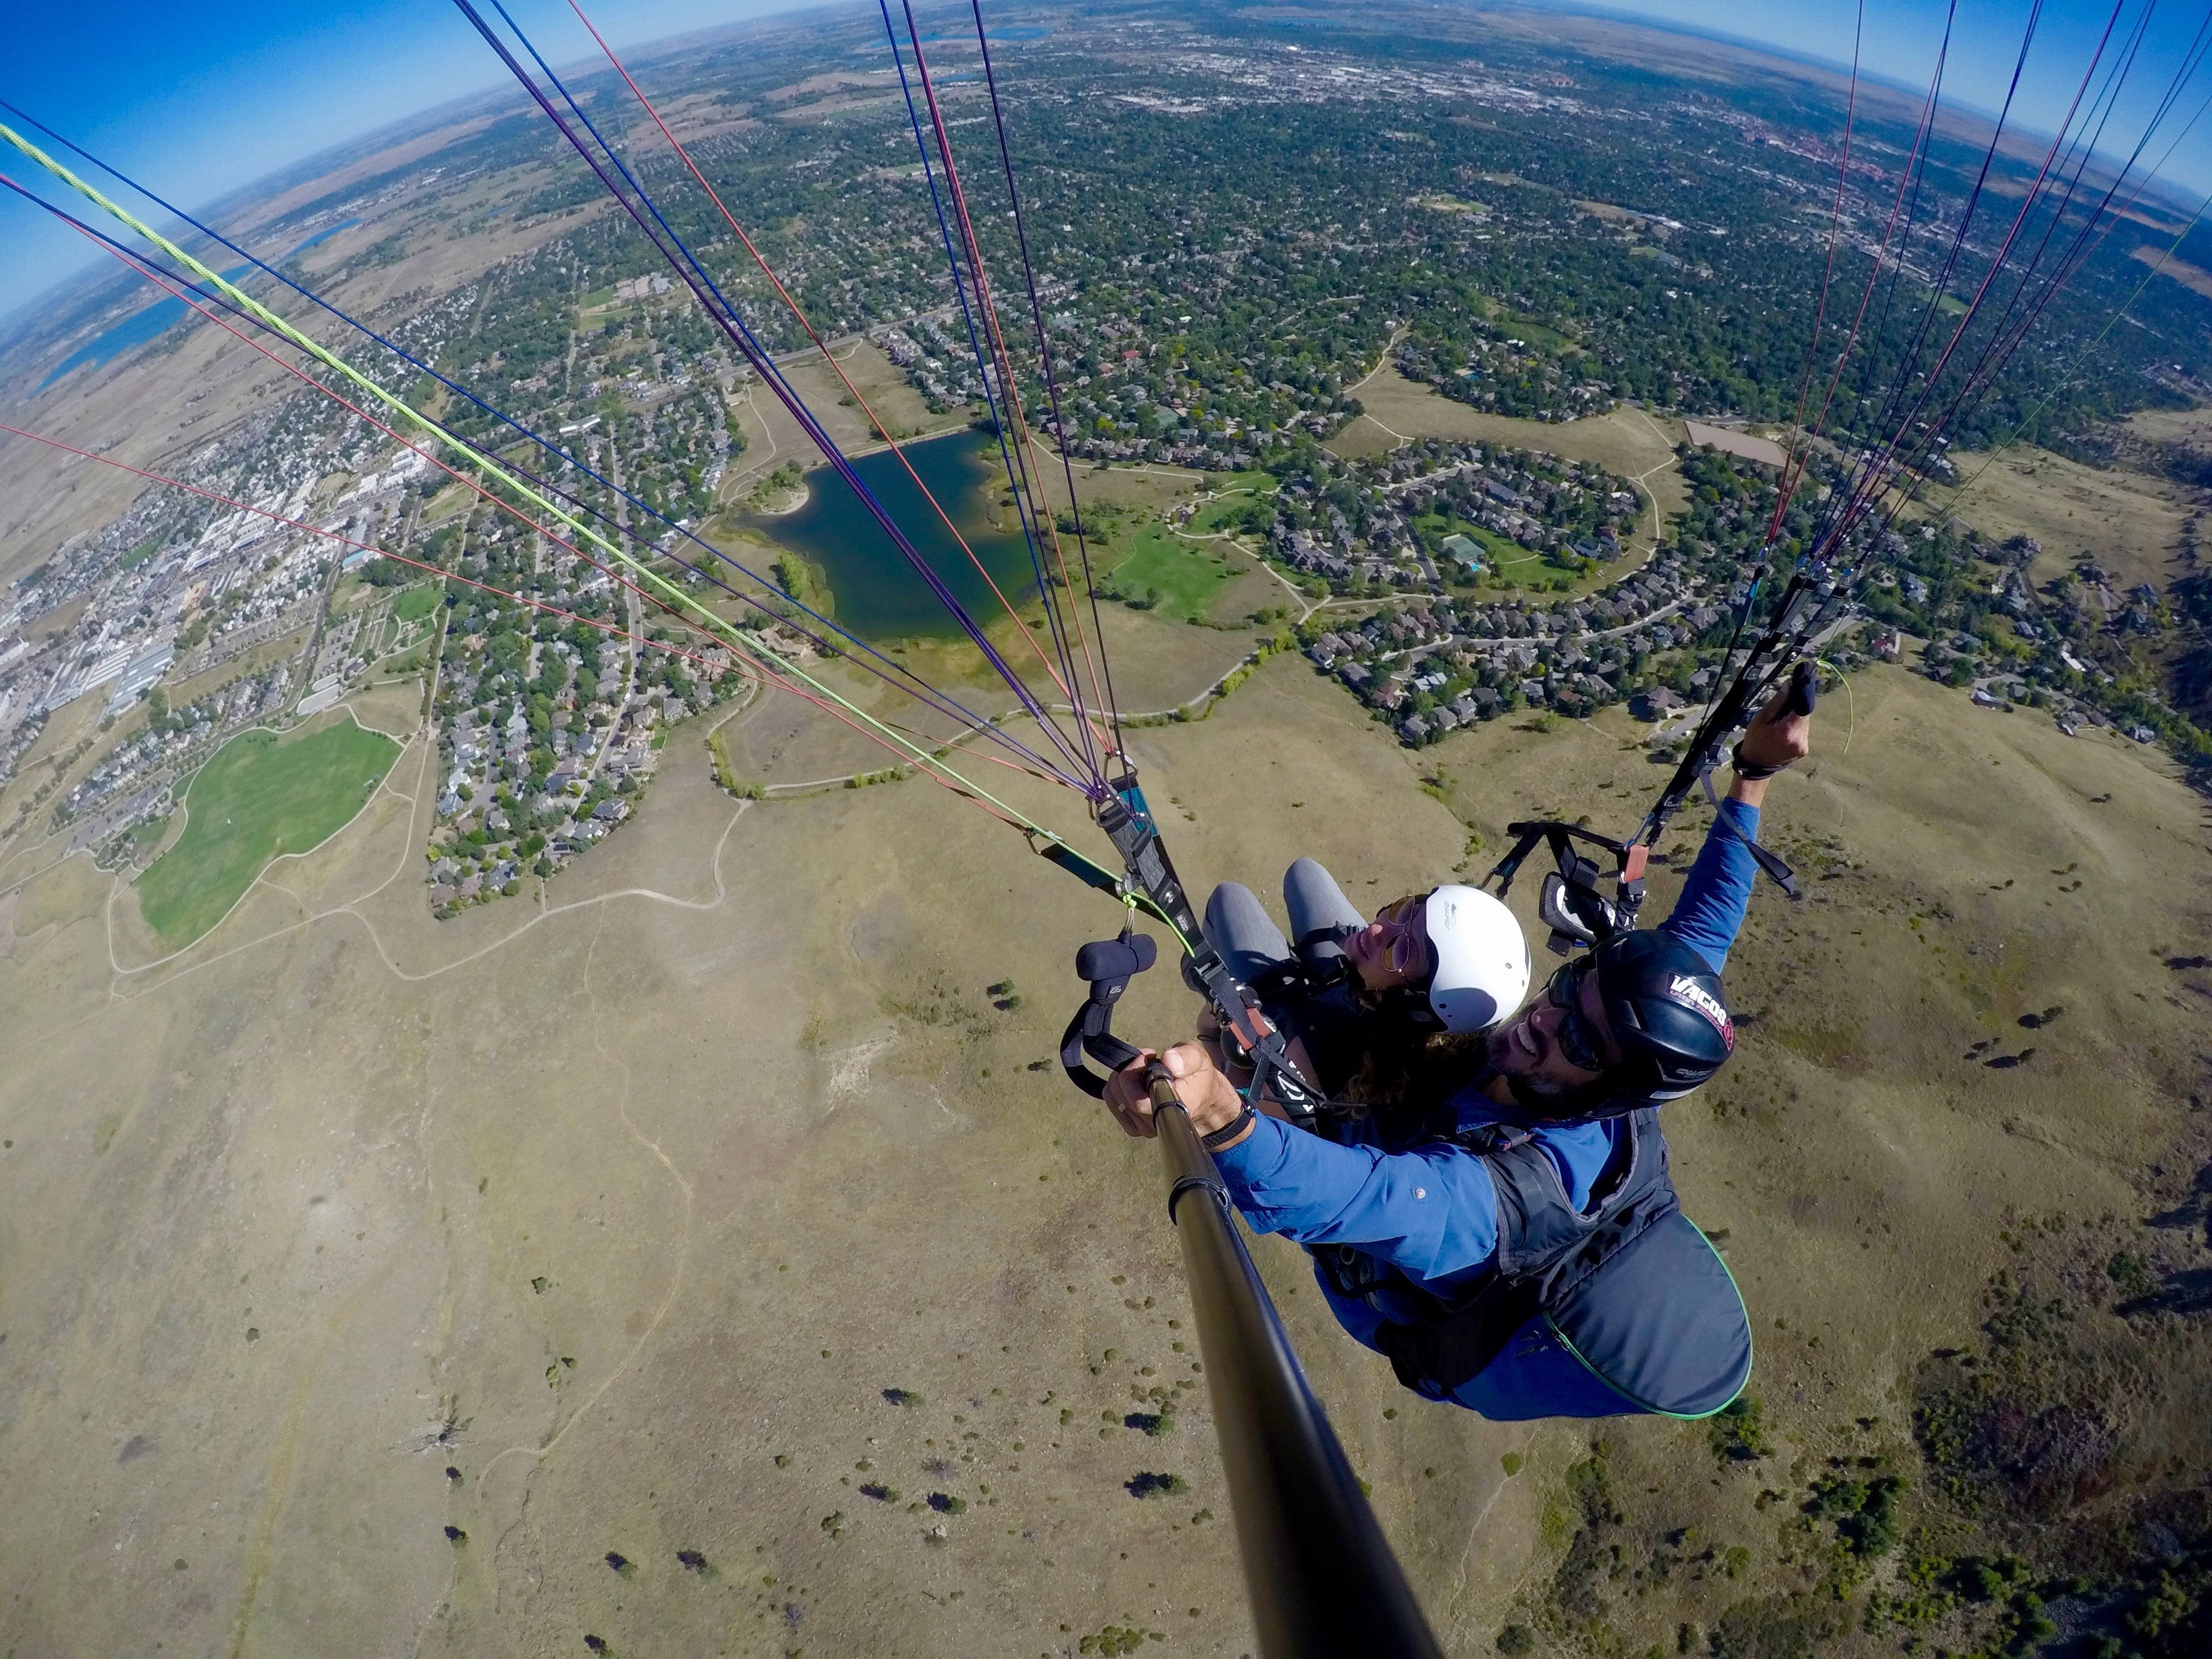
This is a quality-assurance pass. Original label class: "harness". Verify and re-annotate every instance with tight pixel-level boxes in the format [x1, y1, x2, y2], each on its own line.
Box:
[1315, 1102, 1752, 1420]
[1056, 866, 1752, 1421]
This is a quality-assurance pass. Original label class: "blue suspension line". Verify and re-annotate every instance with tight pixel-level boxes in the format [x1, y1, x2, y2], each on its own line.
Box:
[966, 0, 1125, 763]
[460, 0, 1101, 789]
[0, 100, 1071, 781]
[876, 0, 1092, 749]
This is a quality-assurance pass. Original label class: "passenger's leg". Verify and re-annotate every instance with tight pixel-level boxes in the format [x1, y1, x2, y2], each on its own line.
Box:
[1202, 882, 1293, 984]
[1282, 857, 1368, 969]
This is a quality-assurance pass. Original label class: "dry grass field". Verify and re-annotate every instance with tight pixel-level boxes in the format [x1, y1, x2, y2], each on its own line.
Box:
[1329, 375, 1692, 555]
[2123, 404, 2212, 450]
[1936, 442, 2198, 592]
[4, 32, 2210, 1651]
[4, 613, 2208, 1656]
[2130, 243, 2212, 301]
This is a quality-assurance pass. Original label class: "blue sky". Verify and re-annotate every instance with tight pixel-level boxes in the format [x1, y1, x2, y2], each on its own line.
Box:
[1562, 0, 2212, 191]
[0, 0, 806, 323]
[3, 1, 2209, 323]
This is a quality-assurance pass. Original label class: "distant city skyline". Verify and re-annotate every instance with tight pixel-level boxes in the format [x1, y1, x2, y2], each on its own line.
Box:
[2, 0, 2208, 324]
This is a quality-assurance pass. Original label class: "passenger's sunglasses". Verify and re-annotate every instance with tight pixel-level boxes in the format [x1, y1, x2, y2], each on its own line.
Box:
[1545, 962, 1607, 1073]
[1374, 896, 1436, 977]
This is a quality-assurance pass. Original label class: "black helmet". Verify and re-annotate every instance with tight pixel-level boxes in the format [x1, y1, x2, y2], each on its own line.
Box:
[1487, 928, 1735, 1125]
[1587, 929, 1734, 1102]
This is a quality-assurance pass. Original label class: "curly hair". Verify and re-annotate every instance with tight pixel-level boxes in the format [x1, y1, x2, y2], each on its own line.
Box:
[1329, 992, 1493, 1120]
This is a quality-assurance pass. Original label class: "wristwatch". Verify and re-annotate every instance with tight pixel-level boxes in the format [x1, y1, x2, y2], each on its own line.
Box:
[1201, 1104, 1256, 1150]
[1730, 739, 1782, 781]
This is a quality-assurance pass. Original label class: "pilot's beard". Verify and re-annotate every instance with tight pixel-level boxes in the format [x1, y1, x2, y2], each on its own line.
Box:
[1485, 1023, 1566, 1096]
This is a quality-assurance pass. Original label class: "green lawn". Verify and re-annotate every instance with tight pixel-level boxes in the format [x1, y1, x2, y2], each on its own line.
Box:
[137, 719, 401, 947]
[1496, 316, 1576, 352]
[1099, 523, 1242, 622]
[1481, 535, 1601, 596]
[1185, 482, 1277, 538]
[394, 582, 443, 623]
[1417, 514, 1530, 571]
[1414, 512, 1597, 594]
[1464, 524, 1531, 565]
[1196, 468, 1280, 497]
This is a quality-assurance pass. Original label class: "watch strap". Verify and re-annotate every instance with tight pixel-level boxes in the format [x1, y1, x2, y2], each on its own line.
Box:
[1201, 1105, 1256, 1151]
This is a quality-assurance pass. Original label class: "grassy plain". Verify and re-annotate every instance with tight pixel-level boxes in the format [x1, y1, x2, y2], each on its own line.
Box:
[2131, 242, 2212, 300]
[4, 615, 2209, 1659]
[393, 581, 443, 623]
[134, 715, 401, 947]
[1097, 521, 1246, 622]
[2, 40, 2208, 1655]
[2123, 402, 2212, 450]
[1934, 440, 2196, 592]
[1334, 373, 1681, 474]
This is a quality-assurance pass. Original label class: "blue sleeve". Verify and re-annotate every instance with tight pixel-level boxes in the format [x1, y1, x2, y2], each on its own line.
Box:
[1211, 1114, 1500, 1281]
[1658, 798, 1760, 973]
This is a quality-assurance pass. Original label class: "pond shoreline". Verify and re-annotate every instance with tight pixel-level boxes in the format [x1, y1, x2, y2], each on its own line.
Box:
[740, 431, 1037, 641]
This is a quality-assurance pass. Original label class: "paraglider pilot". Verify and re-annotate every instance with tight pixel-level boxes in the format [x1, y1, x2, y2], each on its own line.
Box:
[1100, 681, 1813, 1420]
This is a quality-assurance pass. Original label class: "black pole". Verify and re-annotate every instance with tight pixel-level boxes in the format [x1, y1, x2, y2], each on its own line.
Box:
[1150, 1077, 1446, 1659]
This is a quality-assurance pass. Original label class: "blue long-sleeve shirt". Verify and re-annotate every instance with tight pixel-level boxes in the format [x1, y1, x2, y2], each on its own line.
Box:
[1214, 797, 1762, 1418]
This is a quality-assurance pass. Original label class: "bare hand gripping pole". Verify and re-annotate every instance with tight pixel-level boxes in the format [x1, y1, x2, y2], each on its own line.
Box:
[1085, 776, 1331, 1125]
[1147, 1069, 1446, 1659]
[1059, 780, 1442, 1655]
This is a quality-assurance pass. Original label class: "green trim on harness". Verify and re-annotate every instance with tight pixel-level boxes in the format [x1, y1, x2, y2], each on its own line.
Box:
[1542, 1215, 1754, 1420]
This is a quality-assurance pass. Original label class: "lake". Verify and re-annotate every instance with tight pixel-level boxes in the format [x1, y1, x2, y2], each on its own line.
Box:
[37, 217, 362, 392]
[753, 430, 1046, 642]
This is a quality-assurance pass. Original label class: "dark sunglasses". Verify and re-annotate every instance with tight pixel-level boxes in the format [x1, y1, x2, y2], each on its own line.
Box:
[1545, 962, 1607, 1073]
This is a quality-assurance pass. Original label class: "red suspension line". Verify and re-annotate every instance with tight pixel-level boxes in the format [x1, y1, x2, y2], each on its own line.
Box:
[899, 3, 1114, 752]
[0, 418, 1034, 827]
[559, 0, 1085, 722]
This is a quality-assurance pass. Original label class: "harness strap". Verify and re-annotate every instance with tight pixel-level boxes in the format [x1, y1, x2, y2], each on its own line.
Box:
[1371, 1276, 1543, 1399]
[1344, 1109, 1689, 1399]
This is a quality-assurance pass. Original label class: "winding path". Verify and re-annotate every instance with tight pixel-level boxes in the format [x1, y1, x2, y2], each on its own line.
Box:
[1, 671, 752, 1659]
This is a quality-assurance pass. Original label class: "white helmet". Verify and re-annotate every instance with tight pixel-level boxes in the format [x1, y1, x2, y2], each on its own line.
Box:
[1423, 884, 1531, 1034]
